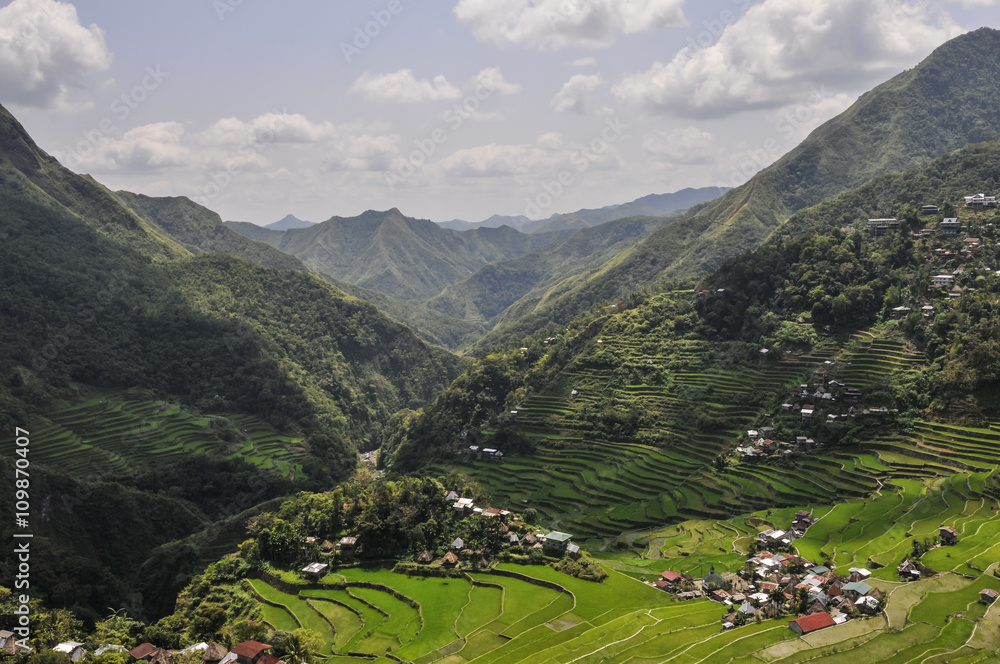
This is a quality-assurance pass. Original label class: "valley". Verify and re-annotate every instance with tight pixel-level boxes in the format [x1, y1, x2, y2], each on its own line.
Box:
[7, 20, 1000, 664]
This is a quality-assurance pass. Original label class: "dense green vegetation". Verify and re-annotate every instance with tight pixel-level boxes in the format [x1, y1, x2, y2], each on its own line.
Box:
[0, 102, 463, 620]
[115, 192, 309, 272]
[227, 209, 572, 303]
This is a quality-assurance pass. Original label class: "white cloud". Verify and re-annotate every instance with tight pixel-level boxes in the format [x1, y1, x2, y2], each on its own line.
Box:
[437, 131, 623, 180]
[613, 0, 964, 117]
[568, 56, 598, 67]
[642, 126, 717, 165]
[454, 0, 687, 50]
[66, 122, 189, 171]
[950, 0, 1000, 5]
[473, 67, 521, 94]
[349, 69, 462, 103]
[0, 0, 113, 110]
[61, 113, 401, 176]
[552, 73, 605, 114]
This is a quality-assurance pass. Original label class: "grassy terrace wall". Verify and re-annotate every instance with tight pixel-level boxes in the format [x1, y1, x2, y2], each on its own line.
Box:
[29, 394, 307, 478]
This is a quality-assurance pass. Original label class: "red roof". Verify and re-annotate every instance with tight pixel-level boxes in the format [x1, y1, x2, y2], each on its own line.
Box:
[654, 579, 670, 589]
[130, 644, 159, 660]
[257, 655, 285, 664]
[789, 612, 836, 634]
[940, 526, 958, 536]
[982, 589, 999, 599]
[661, 571, 683, 582]
[232, 642, 273, 658]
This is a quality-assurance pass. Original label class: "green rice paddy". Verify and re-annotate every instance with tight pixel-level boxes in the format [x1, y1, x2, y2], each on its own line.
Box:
[30, 394, 307, 478]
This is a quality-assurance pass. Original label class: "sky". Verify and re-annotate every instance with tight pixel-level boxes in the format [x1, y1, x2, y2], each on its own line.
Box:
[3, 0, 1000, 225]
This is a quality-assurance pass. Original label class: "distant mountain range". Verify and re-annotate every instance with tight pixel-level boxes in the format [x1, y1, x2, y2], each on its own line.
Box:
[227, 207, 680, 347]
[437, 186, 729, 233]
[266, 214, 314, 230]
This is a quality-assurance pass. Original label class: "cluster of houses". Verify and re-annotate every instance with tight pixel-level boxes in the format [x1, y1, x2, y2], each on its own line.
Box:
[46, 640, 280, 664]
[735, 372, 886, 462]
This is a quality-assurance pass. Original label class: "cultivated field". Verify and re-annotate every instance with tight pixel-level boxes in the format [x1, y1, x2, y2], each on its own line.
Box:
[30, 394, 307, 478]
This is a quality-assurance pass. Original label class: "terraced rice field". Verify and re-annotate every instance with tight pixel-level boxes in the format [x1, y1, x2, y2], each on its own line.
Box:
[835, 332, 923, 387]
[247, 541, 1000, 664]
[30, 394, 307, 478]
[442, 334, 821, 543]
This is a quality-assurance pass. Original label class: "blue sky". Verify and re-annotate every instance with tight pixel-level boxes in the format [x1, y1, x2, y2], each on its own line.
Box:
[3, 0, 1000, 224]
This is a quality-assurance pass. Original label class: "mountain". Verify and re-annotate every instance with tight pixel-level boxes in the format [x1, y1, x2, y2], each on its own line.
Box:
[437, 186, 728, 234]
[437, 213, 535, 232]
[425, 215, 674, 328]
[227, 209, 573, 302]
[115, 192, 309, 272]
[470, 27, 1000, 350]
[266, 213, 314, 230]
[0, 101, 464, 619]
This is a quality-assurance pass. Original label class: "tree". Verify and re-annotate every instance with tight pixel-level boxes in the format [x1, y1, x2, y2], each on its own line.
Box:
[523, 508, 538, 525]
[94, 609, 146, 649]
[272, 629, 322, 664]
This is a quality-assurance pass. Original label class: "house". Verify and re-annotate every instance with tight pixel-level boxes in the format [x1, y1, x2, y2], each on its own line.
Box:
[933, 274, 956, 288]
[53, 642, 87, 662]
[444, 490, 460, 501]
[939, 526, 958, 545]
[855, 596, 880, 614]
[417, 550, 434, 564]
[703, 567, 729, 590]
[660, 571, 683, 585]
[231, 642, 284, 664]
[441, 551, 459, 567]
[848, 567, 872, 581]
[453, 497, 475, 515]
[710, 589, 732, 603]
[301, 562, 328, 579]
[452, 537, 465, 550]
[980, 588, 999, 604]
[898, 559, 921, 580]
[509, 533, 520, 545]
[131, 644, 160, 662]
[891, 306, 911, 319]
[965, 194, 998, 208]
[338, 537, 357, 559]
[543, 531, 574, 554]
[841, 581, 873, 599]
[801, 406, 815, 418]
[521, 533, 538, 547]
[843, 387, 863, 403]
[867, 218, 900, 237]
[921, 205, 939, 215]
[940, 218, 963, 234]
[788, 612, 836, 635]
[202, 642, 228, 664]
[965, 237, 981, 247]
[566, 543, 581, 559]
